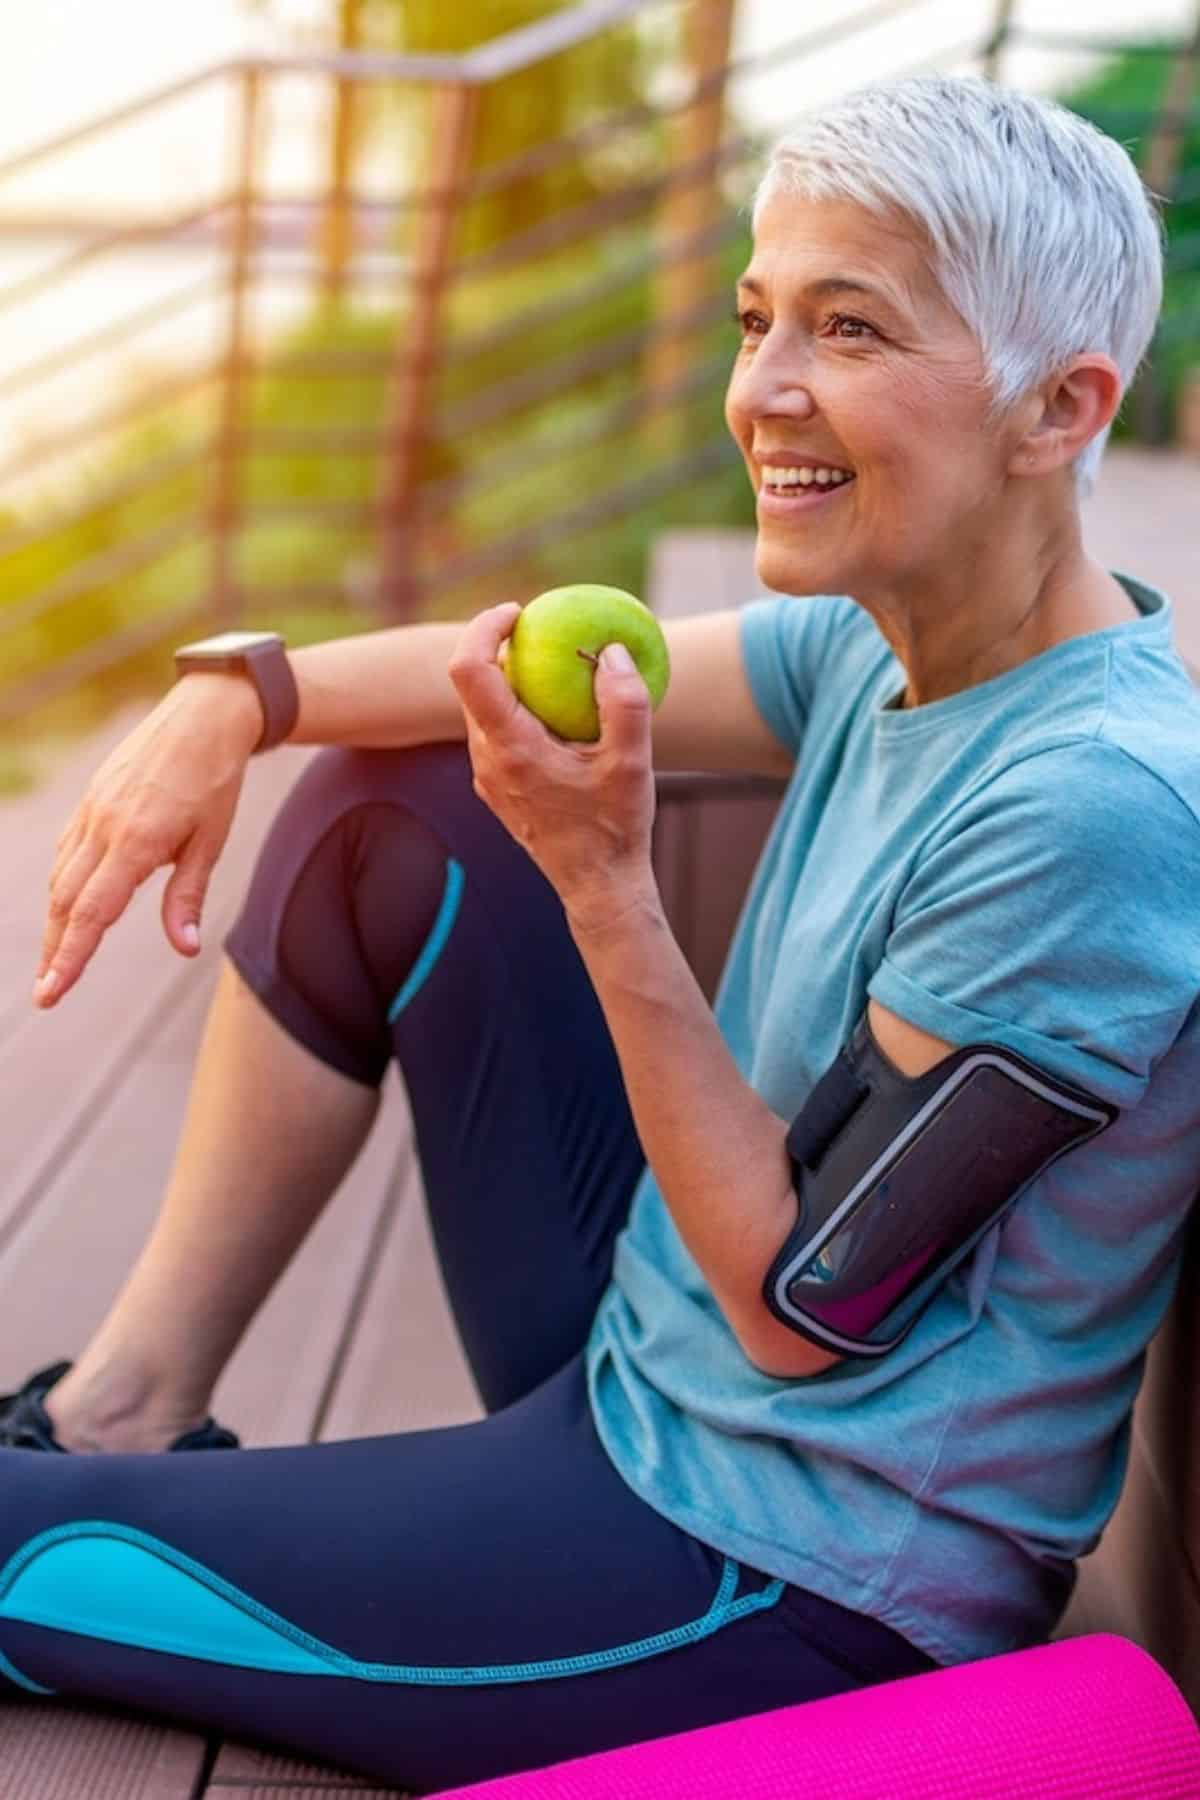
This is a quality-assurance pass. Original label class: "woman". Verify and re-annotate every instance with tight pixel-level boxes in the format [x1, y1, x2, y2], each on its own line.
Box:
[4, 73, 1199, 1790]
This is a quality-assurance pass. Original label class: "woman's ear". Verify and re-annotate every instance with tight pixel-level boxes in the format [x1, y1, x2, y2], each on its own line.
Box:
[1013, 354, 1122, 477]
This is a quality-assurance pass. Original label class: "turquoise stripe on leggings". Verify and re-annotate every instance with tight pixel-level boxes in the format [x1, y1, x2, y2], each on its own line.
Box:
[387, 857, 464, 1023]
[0, 1522, 784, 1687]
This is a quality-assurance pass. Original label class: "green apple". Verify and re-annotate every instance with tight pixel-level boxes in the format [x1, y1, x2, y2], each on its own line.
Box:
[502, 584, 670, 742]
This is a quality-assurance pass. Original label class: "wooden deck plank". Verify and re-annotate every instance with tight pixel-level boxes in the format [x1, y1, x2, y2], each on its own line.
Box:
[0, 1705, 206, 1798]
[209, 1785, 393, 1796]
[208, 1743, 397, 1790]
[0, 967, 221, 1365]
[209, 1786, 394, 1795]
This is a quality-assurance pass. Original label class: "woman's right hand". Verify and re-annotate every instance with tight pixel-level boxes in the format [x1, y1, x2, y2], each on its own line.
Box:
[33, 673, 264, 1009]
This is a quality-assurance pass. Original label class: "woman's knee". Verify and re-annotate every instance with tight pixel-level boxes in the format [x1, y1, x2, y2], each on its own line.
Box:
[223, 746, 470, 1088]
[273, 742, 473, 845]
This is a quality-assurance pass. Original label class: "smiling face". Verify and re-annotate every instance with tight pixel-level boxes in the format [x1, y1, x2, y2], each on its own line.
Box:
[725, 191, 1023, 605]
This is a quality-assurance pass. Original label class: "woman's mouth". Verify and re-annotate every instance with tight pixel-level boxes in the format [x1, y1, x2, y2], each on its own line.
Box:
[757, 470, 857, 517]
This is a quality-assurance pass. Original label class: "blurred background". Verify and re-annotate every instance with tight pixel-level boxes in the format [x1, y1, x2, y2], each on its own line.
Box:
[0, 0, 1197, 784]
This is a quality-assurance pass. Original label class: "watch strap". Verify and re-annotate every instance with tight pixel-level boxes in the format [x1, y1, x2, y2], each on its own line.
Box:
[242, 638, 300, 753]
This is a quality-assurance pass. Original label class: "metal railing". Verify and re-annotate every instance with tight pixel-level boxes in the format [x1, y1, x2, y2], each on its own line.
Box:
[0, 0, 1196, 727]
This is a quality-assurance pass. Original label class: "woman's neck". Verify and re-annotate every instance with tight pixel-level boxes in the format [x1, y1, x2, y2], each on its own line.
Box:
[869, 526, 1138, 712]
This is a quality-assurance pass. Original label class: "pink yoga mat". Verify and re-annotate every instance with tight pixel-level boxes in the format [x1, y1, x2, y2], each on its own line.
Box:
[434, 1633, 1200, 1799]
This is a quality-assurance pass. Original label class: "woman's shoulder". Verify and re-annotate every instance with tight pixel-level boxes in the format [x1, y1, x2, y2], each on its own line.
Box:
[948, 732, 1200, 867]
[882, 730, 1200, 1110]
[941, 598, 1200, 850]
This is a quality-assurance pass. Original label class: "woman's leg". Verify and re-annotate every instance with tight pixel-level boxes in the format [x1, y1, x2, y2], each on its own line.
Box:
[0, 1356, 936, 1791]
[220, 739, 649, 1410]
[46, 964, 381, 1450]
[50, 738, 646, 1442]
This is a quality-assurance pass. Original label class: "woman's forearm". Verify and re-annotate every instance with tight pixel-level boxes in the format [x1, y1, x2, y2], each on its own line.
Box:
[35, 618, 470, 1008]
[286, 621, 467, 749]
[566, 889, 837, 1380]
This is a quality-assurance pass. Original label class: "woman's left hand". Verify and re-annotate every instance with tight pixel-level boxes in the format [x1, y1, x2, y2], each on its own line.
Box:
[448, 602, 659, 933]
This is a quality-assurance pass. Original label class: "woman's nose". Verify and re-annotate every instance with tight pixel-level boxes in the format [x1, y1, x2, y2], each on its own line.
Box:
[738, 345, 817, 420]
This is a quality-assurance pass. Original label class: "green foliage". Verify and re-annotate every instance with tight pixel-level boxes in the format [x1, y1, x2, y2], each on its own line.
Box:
[1058, 43, 1200, 438]
[384, 0, 660, 259]
[0, 5, 750, 750]
[0, 401, 210, 722]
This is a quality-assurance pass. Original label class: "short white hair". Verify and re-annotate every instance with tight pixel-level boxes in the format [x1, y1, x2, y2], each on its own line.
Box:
[752, 73, 1165, 499]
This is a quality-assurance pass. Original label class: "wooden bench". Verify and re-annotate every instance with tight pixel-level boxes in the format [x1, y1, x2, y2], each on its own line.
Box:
[0, 444, 1196, 1793]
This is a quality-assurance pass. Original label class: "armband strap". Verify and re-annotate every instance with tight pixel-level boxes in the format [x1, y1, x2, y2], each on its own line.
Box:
[764, 1010, 1118, 1359]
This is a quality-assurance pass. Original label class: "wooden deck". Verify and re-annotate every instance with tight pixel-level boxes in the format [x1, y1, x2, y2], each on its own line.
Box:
[0, 443, 1198, 1794]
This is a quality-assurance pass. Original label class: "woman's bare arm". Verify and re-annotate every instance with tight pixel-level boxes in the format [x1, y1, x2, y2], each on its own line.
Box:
[34, 606, 792, 1007]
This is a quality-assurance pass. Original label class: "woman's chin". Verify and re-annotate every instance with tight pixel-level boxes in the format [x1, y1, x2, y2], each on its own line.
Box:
[754, 541, 842, 596]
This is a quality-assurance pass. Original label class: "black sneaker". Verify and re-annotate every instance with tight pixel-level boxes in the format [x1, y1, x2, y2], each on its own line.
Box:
[0, 1361, 239, 1453]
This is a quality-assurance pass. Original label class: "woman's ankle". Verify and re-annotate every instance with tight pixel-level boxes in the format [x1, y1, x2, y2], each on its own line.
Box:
[44, 1351, 213, 1454]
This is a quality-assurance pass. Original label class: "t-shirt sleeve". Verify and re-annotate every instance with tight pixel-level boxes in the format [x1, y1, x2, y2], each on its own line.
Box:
[738, 592, 862, 760]
[868, 741, 1200, 1110]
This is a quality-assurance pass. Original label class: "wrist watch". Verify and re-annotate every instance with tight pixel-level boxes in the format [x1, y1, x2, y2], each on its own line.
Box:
[173, 630, 299, 753]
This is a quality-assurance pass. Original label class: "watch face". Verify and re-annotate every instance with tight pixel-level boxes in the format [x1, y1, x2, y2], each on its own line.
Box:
[177, 631, 280, 657]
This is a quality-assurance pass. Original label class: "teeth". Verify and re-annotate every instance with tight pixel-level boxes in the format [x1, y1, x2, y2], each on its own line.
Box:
[762, 465, 854, 489]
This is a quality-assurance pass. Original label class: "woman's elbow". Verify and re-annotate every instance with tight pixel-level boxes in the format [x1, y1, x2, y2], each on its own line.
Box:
[733, 1301, 845, 1382]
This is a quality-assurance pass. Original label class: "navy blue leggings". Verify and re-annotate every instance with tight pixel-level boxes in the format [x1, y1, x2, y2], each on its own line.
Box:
[0, 745, 936, 1791]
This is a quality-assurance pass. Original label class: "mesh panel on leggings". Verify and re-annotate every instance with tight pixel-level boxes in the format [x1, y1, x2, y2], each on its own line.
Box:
[271, 801, 449, 1086]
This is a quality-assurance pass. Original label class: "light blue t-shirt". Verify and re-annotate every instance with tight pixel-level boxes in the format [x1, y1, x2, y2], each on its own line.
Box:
[586, 571, 1200, 1669]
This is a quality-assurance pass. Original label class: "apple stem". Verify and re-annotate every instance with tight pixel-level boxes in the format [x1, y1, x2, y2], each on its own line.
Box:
[575, 648, 600, 669]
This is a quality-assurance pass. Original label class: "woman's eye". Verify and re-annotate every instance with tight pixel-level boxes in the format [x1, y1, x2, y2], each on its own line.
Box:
[732, 306, 768, 341]
[826, 313, 877, 341]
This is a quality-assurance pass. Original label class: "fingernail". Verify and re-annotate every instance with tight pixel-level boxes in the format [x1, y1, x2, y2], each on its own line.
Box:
[34, 970, 59, 1002]
[182, 922, 200, 951]
[601, 644, 635, 673]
